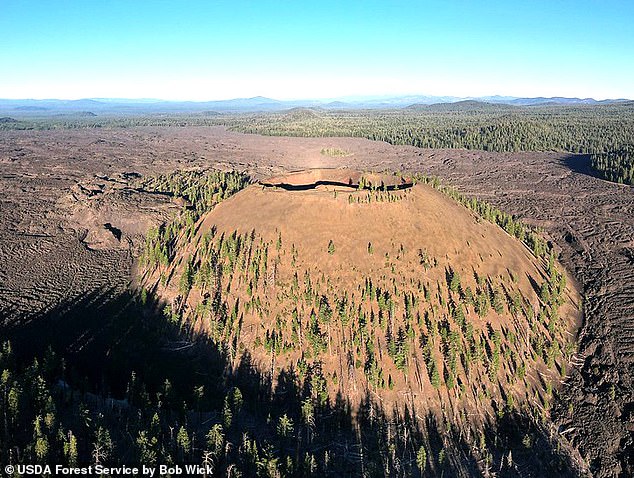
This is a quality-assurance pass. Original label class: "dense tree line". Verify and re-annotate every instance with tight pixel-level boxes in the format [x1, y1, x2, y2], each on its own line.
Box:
[136, 169, 249, 216]
[222, 103, 634, 155]
[590, 145, 634, 185]
[0, 115, 223, 131]
[138, 170, 249, 268]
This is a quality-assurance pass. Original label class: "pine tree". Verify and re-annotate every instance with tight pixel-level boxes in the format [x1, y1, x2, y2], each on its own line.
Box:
[64, 431, 78, 466]
[176, 426, 191, 460]
[206, 424, 225, 458]
[276, 414, 294, 438]
[449, 270, 461, 292]
[222, 397, 233, 429]
[416, 445, 427, 473]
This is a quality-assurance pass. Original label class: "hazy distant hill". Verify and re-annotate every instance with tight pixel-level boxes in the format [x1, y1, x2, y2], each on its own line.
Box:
[491, 96, 629, 106]
[0, 94, 630, 115]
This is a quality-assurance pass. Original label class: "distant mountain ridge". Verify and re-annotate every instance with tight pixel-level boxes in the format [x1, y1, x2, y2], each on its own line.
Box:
[0, 95, 630, 115]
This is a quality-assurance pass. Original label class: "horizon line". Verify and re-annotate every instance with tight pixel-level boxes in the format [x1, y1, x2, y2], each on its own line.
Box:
[1, 94, 632, 104]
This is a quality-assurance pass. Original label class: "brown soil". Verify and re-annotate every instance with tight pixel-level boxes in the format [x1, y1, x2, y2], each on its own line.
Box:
[0, 126, 631, 476]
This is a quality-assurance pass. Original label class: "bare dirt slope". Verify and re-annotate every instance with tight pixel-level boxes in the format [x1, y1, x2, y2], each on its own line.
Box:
[0, 126, 631, 476]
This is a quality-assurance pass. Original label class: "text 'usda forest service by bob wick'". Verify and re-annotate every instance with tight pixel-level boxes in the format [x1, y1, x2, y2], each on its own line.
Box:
[6, 464, 213, 476]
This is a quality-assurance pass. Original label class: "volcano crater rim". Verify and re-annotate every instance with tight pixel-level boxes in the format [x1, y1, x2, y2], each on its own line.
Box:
[259, 168, 413, 191]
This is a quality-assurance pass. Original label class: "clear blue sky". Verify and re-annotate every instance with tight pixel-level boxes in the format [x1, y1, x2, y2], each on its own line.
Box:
[1, 0, 632, 100]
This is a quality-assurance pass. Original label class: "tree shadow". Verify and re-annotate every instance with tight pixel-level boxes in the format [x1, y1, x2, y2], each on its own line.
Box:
[560, 154, 596, 179]
[0, 286, 582, 477]
[4, 292, 229, 407]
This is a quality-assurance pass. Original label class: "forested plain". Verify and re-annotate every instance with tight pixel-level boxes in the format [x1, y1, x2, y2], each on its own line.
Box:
[2, 101, 633, 184]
